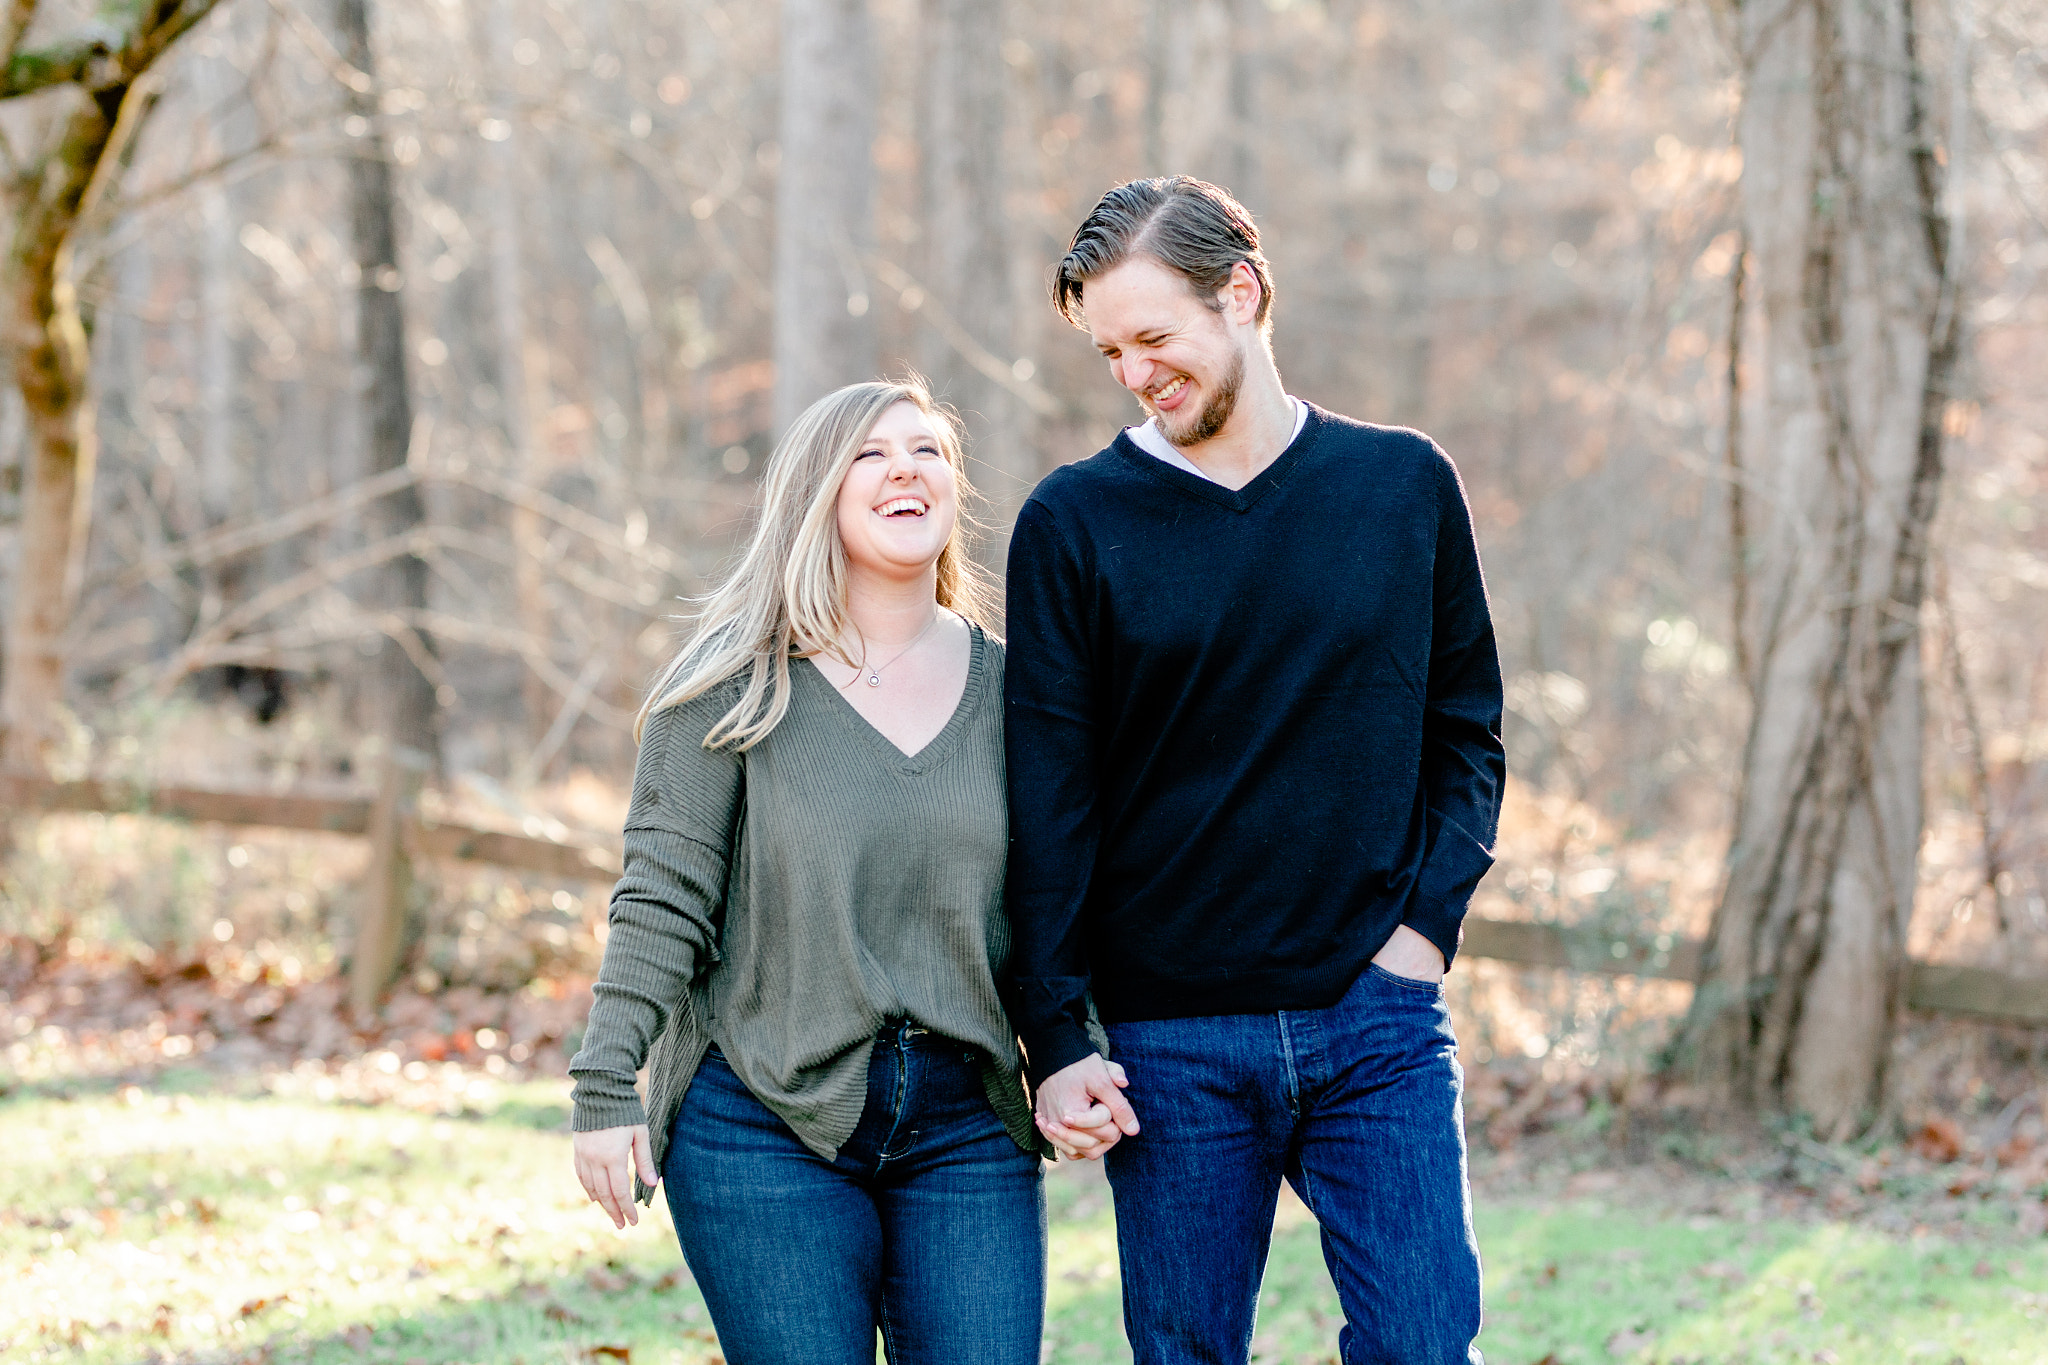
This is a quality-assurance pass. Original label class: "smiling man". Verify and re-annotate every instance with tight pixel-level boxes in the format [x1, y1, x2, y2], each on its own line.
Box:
[1003, 177, 1504, 1364]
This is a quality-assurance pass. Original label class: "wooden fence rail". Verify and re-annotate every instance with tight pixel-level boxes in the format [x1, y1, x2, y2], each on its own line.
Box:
[5, 773, 2044, 1026]
[1460, 917, 2048, 1028]
[0, 773, 622, 880]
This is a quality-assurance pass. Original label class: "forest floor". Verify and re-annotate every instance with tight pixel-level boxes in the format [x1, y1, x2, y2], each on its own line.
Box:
[4, 779, 2046, 1365]
[3, 1037, 2045, 1365]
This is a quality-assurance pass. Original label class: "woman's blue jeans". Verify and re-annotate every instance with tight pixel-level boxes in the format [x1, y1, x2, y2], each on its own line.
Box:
[1102, 964, 1485, 1364]
[662, 1024, 1045, 1365]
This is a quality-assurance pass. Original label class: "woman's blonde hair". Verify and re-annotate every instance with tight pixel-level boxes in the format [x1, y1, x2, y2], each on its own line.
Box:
[638, 377, 996, 749]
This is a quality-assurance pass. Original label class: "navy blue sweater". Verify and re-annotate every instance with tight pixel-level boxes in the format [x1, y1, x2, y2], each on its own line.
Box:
[1002, 404, 1506, 1080]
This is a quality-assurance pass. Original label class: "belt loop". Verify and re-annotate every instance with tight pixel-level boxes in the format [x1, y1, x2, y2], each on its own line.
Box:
[879, 1017, 929, 1043]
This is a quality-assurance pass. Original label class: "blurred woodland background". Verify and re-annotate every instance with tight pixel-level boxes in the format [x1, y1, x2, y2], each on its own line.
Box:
[2, 1, 2048, 1358]
[4, 0, 2048, 1116]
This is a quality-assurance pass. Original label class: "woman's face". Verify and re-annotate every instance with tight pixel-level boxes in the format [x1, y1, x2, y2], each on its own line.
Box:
[834, 400, 959, 584]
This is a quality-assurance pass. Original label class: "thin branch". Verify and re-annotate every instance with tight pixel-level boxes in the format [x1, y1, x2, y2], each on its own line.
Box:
[257, 0, 371, 93]
[71, 64, 160, 229]
[153, 613, 635, 730]
[3, 0, 221, 98]
[1, 20, 121, 99]
[122, 0, 228, 83]
[864, 254, 1063, 417]
[72, 121, 316, 245]
[424, 523, 665, 612]
[519, 655, 610, 784]
[448, 456, 681, 575]
[1934, 561, 2011, 935]
[141, 518, 665, 700]
[95, 462, 423, 592]
[151, 528, 453, 692]
[0, 0, 39, 68]
[1726, 228, 1753, 689]
[402, 610, 634, 728]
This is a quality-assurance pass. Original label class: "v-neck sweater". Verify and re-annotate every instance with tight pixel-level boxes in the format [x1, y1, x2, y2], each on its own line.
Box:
[569, 627, 1042, 1194]
[1002, 404, 1506, 1079]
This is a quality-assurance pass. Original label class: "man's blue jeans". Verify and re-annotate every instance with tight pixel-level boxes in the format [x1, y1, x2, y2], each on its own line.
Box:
[1102, 964, 1484, 1364]
[662, 1025, 1045, 1365]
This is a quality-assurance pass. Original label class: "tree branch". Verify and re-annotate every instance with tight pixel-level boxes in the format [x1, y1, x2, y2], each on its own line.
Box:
[257, 0, 370, 94]
[1, 21, 120, 98]
[0, 0, 40, 68]
[1, 0, 222, 100]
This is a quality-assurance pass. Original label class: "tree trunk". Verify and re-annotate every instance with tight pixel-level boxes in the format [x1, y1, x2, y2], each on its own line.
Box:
[1, 95, 119, 770]
[1142, 0, 1169, 175]
[918, 0, 1026, 556]
[196, 165, 243, 621]
[773, 0, 876, 432]
[474, 0, 553, 756]
[1675, 0, 1961, 1138]
[337, 0, 439, 764]
[1224, 0, 1264, 211]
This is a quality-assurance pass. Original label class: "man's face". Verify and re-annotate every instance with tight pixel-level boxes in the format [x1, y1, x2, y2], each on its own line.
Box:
[1083, 256, 1256, 448]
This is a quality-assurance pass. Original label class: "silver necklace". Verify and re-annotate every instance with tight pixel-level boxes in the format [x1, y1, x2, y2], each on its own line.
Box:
[855, 612, 941, 687]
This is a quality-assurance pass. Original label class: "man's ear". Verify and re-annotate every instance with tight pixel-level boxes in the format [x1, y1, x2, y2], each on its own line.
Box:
[1221, 261, 1262, 326]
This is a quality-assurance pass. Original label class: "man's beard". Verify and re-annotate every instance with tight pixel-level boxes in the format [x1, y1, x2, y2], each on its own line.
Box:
[1160, 347, 1244, 448]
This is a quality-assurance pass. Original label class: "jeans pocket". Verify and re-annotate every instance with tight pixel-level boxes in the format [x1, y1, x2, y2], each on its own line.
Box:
[1367, 963, 1445, 996]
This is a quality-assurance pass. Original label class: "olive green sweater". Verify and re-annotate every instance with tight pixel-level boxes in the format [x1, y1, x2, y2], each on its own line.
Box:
[568, 628, 1040, 1200]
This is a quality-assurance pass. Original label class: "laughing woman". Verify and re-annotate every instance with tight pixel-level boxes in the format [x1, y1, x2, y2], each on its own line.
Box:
[567, 380, 1046, 1365]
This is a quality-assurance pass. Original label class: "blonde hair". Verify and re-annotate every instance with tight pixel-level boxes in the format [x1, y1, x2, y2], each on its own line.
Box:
[639, 378, 996, 749]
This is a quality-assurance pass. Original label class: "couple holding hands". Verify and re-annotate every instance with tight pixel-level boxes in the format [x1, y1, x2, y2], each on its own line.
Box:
[568, 177, 1504, 1365]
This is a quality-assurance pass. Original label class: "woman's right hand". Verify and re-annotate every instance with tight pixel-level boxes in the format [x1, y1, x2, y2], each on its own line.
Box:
[573, 1123, 657, 1228]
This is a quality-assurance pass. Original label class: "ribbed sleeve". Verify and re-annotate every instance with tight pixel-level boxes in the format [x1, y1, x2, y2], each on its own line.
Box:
[568, 692, 742, 1131]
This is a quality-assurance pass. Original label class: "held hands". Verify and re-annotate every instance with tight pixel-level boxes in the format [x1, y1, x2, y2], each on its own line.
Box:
[1371, 923, 1448, 983]
[1034, 1053, 1139, 1161]
[573, 1123, 656, 1229]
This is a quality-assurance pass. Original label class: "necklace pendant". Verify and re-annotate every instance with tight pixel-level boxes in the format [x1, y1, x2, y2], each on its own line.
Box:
[867, 672, 881, 687]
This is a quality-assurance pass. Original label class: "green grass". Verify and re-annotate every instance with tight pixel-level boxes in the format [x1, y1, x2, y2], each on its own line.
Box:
[3, 1083, 2042, 1364]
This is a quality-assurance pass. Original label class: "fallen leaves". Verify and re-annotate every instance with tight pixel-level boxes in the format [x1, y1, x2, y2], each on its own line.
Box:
[1908, 1117, 1965, 1164]
[0, 927, 591, 1098]
[585, 1262, 639, 1293]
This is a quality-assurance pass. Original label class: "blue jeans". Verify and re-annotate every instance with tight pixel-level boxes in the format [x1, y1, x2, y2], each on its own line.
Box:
[662, 1024, 1045, 1365]
[1102, 965, 1484, 1364]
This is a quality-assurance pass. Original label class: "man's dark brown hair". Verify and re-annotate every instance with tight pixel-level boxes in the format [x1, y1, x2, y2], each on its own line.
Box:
[1051, 177, 1275, 332]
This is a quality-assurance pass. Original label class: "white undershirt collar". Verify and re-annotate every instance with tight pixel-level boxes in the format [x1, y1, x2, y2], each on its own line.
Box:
[1126, 397, 1309, 485]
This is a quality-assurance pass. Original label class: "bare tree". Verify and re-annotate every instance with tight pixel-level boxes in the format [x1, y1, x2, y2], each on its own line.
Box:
[1673, 0, 1963, 1137]
[918, 0, 1026, 540]
[0, 0, 224, 771]
[470, 0, 552, 754]
[336, 0, 438, 764]
[772, 0, 875, 431]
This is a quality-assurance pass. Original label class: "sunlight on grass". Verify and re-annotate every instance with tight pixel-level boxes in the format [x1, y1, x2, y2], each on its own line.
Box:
[3, 1085, 2041, 1364]
[1470, 1198, 2047, 1365]
[0, 1086, 716, 1365]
